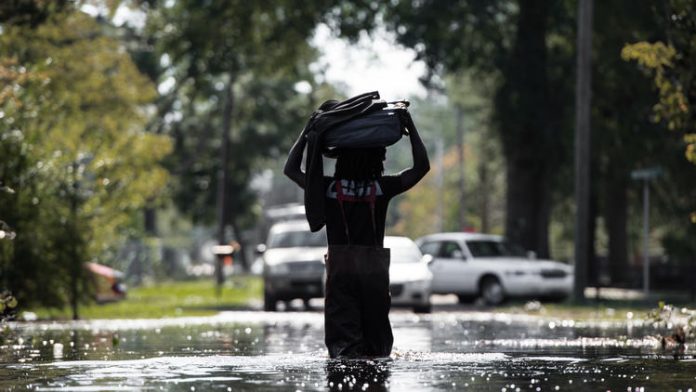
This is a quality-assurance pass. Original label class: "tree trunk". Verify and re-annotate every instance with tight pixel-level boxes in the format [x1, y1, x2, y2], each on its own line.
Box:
[497, 0, 551, 258]
[504, 160, 551, 258]
[574, 0, 594, 300]
[215, 75, 235, 289]
[605, 177, 628, 285]
[478, 159, 490, 233]
[144, 206, 157, 235]
[455, 107, 466, 231]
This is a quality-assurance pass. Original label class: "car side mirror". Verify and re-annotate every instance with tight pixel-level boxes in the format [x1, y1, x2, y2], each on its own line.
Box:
[452, 250, 466, 260]
[527, 250, 537, 260]
[255, 244, 267, 255]
[422, 254, 434, 264]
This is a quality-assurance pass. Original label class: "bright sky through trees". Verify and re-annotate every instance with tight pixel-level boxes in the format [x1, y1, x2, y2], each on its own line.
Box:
[312, 23, 427, 100]
[94, 3, 427, 100]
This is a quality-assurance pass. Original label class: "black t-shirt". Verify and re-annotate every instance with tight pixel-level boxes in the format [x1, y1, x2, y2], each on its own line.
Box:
[323, 176, 406, 247]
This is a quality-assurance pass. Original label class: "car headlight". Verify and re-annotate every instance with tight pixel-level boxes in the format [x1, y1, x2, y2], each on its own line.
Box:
[404, 279, 430, 291]
[268, 263, 290, 275]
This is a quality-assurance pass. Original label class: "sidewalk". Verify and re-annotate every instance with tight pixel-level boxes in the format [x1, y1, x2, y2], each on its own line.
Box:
[429, 287, 695, 308]
[583, 286, 694, 304]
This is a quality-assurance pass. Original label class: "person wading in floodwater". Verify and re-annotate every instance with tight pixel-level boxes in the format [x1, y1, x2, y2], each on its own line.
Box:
[284, 101, 429, 359]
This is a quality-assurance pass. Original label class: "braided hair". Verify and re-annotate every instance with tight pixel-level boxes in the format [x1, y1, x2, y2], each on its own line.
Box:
[334, 147, 386, 181]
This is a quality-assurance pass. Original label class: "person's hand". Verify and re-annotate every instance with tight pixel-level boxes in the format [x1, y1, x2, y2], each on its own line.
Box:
[398, 110, 412, 136]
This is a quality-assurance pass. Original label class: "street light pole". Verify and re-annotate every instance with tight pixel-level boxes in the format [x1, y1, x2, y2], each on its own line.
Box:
[631, 166, 661, 298]
[642, 178, 650, 296]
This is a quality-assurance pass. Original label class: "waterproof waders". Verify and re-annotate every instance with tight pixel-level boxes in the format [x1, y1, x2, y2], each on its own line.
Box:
[324, 181, 393, 358]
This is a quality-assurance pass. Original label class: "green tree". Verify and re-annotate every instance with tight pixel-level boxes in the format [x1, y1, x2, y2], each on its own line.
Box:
[138, 0, 337, 272]
[622, 0, 696, 171]
[331, 0, 576, 258]
[620, 0, 696, 279]
[586, 0, 667, 284]
[387, 75, 505, 239]
[0, 7, 171, 317]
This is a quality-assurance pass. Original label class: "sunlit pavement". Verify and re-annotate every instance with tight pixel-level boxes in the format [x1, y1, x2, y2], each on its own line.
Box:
[248, 288, 684, 313]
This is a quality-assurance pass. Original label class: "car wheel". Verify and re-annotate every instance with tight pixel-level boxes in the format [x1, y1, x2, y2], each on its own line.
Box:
[263, 291, 277, 311]
[413, 304, 432, 314]
[303, 298, 313, 311]
[480, 276, 505, 306]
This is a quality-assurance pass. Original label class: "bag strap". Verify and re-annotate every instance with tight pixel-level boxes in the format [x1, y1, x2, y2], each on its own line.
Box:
[335, 180, 379, 246]
[334, 180, 352, 243]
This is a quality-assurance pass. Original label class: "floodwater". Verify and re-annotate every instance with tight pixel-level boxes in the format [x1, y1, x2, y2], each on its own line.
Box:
[1, 310, 695, 391]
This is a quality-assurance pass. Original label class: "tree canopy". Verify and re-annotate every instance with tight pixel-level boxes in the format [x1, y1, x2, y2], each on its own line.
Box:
[0, 7, 171, 312]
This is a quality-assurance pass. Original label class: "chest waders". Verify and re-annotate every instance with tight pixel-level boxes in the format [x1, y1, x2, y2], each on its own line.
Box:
[324, 180, 393, 359]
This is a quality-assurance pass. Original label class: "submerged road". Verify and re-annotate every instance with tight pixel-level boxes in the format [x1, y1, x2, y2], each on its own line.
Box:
[2, 306, 695, 391]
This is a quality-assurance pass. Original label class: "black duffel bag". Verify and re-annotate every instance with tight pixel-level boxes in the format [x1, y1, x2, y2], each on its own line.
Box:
[322, 107, 408, 157]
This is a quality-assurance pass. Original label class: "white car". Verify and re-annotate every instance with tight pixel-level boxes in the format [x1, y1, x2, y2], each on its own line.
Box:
[415, 233, 573, 305]
[257, 220, 327, 311]
[385, 236, 433, 313]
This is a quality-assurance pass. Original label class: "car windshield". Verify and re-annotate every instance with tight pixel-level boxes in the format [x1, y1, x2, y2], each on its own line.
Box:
[386, 240, 423, 263]
[466, 240, 526, 258]
[268, 229, 327, 248]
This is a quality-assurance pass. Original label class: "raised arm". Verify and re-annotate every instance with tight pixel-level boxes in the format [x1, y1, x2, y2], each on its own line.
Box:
[283, 131, 307, 189]
[397, 113, 430, 192]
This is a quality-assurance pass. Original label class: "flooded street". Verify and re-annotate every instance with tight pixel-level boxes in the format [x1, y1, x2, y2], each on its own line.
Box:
[1, 310, 695, 391]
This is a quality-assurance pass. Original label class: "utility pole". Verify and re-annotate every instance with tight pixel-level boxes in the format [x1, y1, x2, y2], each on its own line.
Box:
[70, 160, 80, 320]
[642, 179, 650, 296]
[435, 138, 445, 232]
[455, 106, 466, 231]
[573, 0, 593, 302]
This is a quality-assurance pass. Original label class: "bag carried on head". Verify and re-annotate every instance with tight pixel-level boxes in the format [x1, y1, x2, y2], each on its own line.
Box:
[322, 107, 409, 157]
[302, 91, 409, 232]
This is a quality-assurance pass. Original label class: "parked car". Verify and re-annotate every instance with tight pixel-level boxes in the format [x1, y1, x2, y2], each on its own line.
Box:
[385, 236, 433, 313]
[258, 220, 326, 311]
[84, 262, 127, 303]
[415, 233, 573, 305]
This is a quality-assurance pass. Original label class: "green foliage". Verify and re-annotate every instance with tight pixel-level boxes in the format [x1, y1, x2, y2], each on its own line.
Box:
[0, 8, 171, 311]
[648, 301, 695, 342]
[622, 0, 696, 224]
[0, 291, 18, 318]
[337, 0, 696, 273]
[331, 0, 576, 257]
[142, 0, 336, 230]
[0, 0, 70, 26]
[32, 277, 262, 319]
[622, 42, 687, 131]
[388, 75, 505, 238]
[0, 291, 18, 344]
[391, 143, 500, 238]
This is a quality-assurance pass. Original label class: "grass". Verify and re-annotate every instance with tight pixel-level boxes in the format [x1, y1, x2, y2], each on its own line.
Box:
[498, 301, 653, 321]
[499, 295, 695, 321]
[31, 276, 262, 320]
[27, 276, 692, 322]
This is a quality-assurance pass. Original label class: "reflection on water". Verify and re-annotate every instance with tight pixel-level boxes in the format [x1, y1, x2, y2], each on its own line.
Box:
[327, 359, 391, 391]
[0, 311, 694, 391]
